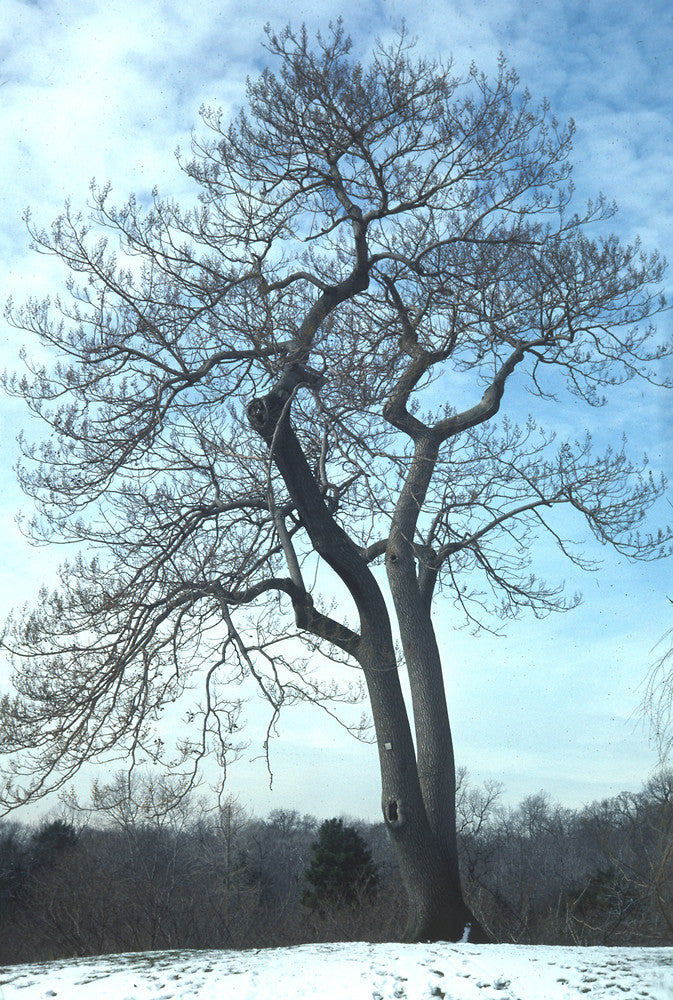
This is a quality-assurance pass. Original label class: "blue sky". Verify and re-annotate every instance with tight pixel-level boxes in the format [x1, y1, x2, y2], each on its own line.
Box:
[1, 0, 672, 821]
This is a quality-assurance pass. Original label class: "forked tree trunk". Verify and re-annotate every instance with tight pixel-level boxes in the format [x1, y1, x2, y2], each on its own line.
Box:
[376, 583, 491, 940]
[359, 640, 489, 943]
[378, 433, 492, 939]
[247, 388, 489, 942]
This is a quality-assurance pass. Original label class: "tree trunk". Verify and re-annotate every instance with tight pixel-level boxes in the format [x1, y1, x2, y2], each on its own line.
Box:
[379, 575, 491, 940]
[359, 640, 489, 942]
[247, 389, 489, 942]
[381, 433, 491, 941]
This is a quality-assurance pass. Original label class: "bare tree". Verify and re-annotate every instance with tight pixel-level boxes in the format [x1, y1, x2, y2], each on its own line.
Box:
[644, 597, 673, 761]
[1, 23, 670, 941]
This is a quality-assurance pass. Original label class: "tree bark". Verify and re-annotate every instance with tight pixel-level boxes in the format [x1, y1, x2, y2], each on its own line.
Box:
[247, 388, 489, 942]
[384, 433, 491, 941]
[361, 637, 489, 942]
[385, 435, 459, 853]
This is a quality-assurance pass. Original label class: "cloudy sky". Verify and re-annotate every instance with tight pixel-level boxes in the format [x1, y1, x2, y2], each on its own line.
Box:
[1, 0, 672, 822]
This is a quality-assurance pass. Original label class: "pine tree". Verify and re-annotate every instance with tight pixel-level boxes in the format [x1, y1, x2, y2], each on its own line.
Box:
[302, 818, 379, 909]
[29, 820, 78, 867]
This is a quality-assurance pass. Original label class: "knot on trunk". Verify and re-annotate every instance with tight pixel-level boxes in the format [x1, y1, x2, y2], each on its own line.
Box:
[246, 396, 269, 428]
[246, 365, 325, 444]
[246, 393, 286, 444]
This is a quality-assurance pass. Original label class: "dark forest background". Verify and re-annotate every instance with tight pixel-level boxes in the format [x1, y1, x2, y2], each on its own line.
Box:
[1, 768, 671, 964]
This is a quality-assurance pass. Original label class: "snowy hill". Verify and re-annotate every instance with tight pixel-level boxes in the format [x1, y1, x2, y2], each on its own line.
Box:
[1, 942, 672, 999]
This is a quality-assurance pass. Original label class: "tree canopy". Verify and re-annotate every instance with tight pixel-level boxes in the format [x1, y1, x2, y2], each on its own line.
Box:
[1, 22, 670, 940]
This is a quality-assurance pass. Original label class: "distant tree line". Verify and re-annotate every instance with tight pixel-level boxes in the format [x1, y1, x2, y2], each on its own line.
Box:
[0, 769, 671, 964]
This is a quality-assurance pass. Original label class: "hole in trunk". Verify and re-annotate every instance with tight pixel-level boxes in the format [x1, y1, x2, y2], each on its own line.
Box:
[387, 799, 399, 823]
[246, 398, 267, 427]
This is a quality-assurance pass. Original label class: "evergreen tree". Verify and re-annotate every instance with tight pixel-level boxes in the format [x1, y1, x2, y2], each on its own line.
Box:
[302, 819, 379, 909]
[0, 825, 27, 918]
[29, 820, 78, 867]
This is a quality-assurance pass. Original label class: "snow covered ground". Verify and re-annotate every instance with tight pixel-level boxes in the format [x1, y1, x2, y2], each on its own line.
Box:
[0, 941, 672, 1000]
